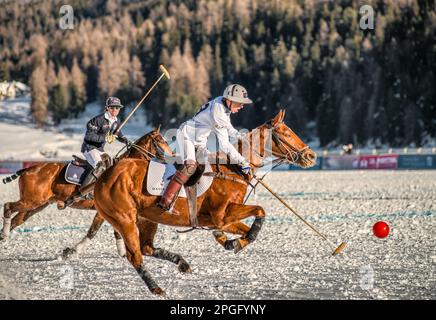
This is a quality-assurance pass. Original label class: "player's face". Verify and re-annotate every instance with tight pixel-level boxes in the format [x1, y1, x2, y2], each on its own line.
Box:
[108, 106, 121, 117]
[230, 101, 244, 113]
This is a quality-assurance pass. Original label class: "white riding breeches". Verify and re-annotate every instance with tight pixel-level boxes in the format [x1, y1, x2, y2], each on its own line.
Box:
[83, 149, 104, 169]
[176, 125, 196, 163]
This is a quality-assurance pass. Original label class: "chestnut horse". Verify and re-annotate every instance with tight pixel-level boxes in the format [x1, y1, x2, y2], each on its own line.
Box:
[1, 128, 173, 255]
[93, 110, 317, 295]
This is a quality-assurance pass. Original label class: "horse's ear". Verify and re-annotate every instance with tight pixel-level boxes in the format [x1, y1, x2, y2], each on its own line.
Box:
[155, 124, 161, 134]
[280, 109, 286, 122]
[272, 110, 283, 126]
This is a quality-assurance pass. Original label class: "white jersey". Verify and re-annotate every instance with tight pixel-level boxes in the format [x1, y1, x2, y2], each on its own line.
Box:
[178, 96, 245, 164]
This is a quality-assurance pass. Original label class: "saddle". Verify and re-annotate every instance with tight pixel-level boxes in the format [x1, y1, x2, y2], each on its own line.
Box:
[72, 155, 89, 167]
[146, 160, 214, 198]
[64, 154, 111, 186]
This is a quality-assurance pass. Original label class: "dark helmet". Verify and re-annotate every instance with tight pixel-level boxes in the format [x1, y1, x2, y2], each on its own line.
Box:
[105, 96, 124, 109]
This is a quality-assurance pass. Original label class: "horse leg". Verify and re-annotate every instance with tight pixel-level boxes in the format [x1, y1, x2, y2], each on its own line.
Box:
[212, 221, 251, 250]
[113, 230, 126, 258]
[10, 202, 49, 229]
[62, 212, 105, 260]
[1, 201, 23, 240]
[214, 203, 266, 254]
[103, 211, 165, 296]
[1, 201, 46, 240]
[137, 217, 191, 273]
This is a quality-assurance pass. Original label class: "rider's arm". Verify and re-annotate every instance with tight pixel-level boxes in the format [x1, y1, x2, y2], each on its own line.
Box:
[214, 126, 245, 164]
[116, 123, 124, 138]
[211, 103, 246, 164]
[84, 117, 105, 143]
[212, 103, 240, 139]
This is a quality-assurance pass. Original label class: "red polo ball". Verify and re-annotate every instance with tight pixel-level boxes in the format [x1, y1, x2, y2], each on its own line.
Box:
[373, 221, 390, 238]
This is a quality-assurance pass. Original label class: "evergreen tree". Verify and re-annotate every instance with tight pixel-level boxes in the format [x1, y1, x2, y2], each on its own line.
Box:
[70, 59, 87, 116]
[49, 84, 69, 125]
[30, 65, 49, 127]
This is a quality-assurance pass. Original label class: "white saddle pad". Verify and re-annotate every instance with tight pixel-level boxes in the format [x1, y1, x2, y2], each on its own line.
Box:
[146, 160, 214, 198]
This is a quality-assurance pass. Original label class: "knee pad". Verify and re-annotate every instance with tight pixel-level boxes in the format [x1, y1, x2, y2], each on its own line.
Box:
[182, 160, 198, 176]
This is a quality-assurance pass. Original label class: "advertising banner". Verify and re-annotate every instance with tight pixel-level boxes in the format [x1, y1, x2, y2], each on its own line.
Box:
[322, 156, 359, 170]
[0, 161, 23, 174]
[398, 155, 436, 169]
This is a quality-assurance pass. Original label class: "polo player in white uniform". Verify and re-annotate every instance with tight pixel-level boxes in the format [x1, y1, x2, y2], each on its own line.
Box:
[158, 84, 253, 211]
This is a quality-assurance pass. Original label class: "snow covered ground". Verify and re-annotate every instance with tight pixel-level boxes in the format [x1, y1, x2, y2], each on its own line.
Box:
[0, 170, 434, 300]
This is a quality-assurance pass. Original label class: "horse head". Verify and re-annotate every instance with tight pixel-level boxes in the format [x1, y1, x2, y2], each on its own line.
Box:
[265, 109, 317, 168]
[129, 126, 174, 160]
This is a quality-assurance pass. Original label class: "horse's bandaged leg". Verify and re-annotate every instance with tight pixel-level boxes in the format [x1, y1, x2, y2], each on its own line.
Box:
[116, 238, 126, 257]
[136, 263, 163, 294]
[74, 236, 91, 254]
[245, 217, 265, 242]
[1, 217, 12, 239]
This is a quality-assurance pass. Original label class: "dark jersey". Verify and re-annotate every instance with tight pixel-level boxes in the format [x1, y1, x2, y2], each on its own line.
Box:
[81, 113, 124, 153]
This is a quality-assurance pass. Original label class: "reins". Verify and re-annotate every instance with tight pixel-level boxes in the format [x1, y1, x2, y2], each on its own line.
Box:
[114, 136, 165, 162]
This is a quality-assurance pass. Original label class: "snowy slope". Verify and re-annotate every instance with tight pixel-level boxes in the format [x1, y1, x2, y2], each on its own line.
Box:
[0, 98, 153, 160]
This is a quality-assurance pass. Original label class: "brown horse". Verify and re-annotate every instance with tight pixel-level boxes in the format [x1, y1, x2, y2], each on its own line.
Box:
[60, 129, 176, 259]
[1, 128, 173, 255]
[93, 110, 317, 295]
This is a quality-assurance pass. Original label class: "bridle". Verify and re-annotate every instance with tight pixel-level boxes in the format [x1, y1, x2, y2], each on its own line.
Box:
[264, 121, 309, 164]
[115, 133, 170, 161]
[240, 122, 310, 204]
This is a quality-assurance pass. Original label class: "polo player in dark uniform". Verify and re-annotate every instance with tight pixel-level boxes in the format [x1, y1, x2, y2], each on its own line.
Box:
[61, 96, 130, 208]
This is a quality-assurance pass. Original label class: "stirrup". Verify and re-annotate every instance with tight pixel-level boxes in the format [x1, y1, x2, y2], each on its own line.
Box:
[156, 202, 179, 215]
[58, 197, 75, 210]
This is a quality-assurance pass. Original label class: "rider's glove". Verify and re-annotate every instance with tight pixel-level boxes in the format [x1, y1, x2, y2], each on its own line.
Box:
[116, 135, 132, 147]
[239, 159, 251, 175]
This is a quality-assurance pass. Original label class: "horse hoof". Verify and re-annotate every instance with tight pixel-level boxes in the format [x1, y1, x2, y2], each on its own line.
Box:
[212, 230, 224, 238]
[151, 287, 166, 296]
[62, 248, 77, 260]
[0, 233, 8, 242]
[57, 201, 66, 210]
[178, 261, 192, 274]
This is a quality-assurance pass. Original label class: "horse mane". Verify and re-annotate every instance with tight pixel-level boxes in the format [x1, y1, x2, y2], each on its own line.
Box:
[207, 122, 270, 171]
[117, 130, 156, 160]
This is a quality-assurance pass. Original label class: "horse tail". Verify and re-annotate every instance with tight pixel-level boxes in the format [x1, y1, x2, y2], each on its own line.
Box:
[2, 168, 27, 184]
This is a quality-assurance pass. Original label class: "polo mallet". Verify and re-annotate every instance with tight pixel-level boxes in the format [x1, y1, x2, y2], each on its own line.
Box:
[106, 65, 171, 143]
[254, 176, 346, 256]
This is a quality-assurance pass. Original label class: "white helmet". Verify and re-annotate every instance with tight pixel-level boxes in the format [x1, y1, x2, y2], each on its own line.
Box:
[223, 84, 253, 104]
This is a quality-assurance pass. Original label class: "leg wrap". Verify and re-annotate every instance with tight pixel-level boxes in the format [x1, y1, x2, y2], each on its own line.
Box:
[245, 217, 265, 242]
[181, 160, 198, 176]
[152, 248, 181, 265]
[74, 236, 91, 254]
[136, 264, 159, 291]
[1, 217, 12, 239]
[224, 239, 236, 250]
[116, 238, 126, 257]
